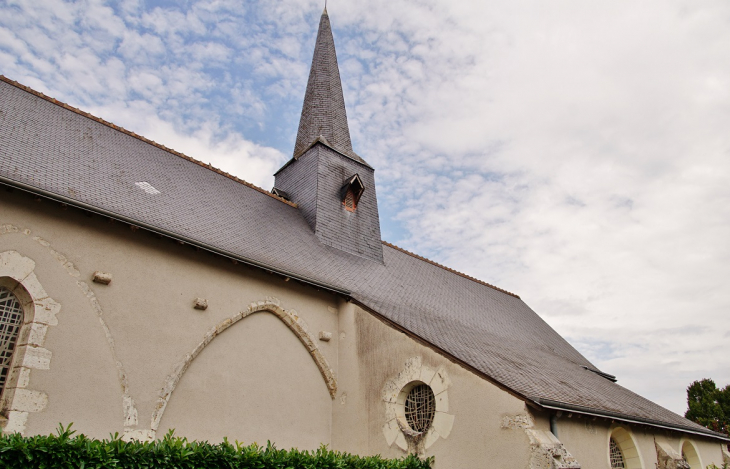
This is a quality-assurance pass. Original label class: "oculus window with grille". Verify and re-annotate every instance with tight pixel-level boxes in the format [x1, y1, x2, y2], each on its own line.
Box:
[404, 383, 436, 434]
[610, 437, 625, 469]
[0, 287, 23, 394]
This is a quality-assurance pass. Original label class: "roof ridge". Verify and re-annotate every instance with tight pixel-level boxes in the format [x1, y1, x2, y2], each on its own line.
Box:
[0, 75, 296, 208]
[381, 241, 520, 299]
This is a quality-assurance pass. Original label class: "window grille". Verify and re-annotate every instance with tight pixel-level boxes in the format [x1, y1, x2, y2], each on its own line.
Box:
[610, 437, 625, 469]
[404, 384, 435, 434]
[0, 287, 23, 392]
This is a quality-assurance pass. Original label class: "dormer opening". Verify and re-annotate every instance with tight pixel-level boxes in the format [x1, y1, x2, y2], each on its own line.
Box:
[343, 187, 356, 211]
[271, 187, 291, 201]
[272, 9, 384, 263]
[340, 174, 364, 212]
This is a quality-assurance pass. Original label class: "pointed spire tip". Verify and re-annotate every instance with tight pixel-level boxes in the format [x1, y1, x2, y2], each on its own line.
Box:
[294, 2, 366, 164]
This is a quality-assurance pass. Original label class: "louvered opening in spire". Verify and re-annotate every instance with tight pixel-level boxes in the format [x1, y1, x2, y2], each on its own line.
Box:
[294, 9, 366, 164]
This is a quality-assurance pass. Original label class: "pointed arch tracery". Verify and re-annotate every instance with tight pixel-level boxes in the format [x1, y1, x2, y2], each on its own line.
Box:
[1, 227, 139, 436]
[150, 299, 337, 434]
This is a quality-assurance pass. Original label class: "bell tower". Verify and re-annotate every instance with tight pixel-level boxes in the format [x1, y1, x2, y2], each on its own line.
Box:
[274, 8, 384, 263]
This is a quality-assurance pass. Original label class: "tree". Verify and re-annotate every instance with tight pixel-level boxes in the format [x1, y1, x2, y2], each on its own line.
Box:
[685, 379, 730, 436]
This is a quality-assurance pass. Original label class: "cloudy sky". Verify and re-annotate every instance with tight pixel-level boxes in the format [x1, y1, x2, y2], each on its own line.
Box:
[2, 0, 729, 416]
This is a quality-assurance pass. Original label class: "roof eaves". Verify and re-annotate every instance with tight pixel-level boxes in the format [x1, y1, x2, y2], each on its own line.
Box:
[0, 75, 296, 208]
[536, 398, 730, 442]
[354, 296, 723, 443]
[350, 296, 535, 403]
[381, 241, 521, 299]
[0, 176, 350, 297]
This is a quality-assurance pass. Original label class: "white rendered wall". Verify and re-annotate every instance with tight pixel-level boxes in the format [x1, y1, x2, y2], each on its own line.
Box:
[0, 191, 337, 445]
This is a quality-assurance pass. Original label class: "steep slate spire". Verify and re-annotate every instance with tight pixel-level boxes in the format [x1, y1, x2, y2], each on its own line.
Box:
[274, 8, 383, 263]
[294, 8, 363, 163]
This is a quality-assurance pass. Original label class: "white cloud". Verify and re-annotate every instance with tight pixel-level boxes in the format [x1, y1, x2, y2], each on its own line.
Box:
[138, 117, 284, 189]
[1, 0, 729, 418]
[334, 0, 730, 415]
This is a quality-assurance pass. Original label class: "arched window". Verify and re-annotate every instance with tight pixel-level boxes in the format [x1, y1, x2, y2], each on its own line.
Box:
[0, 286, 24, 395]
[0, 251, 59, 434]
[610, 437, 626, 468]
[681, 440, 702, 469]
[609, 427, 643, 469]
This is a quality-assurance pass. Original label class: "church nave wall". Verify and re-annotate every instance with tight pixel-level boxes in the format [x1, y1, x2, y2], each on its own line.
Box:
[0, 191, 339, 444]
[333, 302, 533, 468]
[554, 413, 728, 469]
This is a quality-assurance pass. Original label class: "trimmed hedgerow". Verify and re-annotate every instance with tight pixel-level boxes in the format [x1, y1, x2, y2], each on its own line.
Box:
[0, 424, 433, 469]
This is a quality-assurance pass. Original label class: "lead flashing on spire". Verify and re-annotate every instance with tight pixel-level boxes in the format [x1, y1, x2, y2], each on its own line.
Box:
[274, 137, 372, 177]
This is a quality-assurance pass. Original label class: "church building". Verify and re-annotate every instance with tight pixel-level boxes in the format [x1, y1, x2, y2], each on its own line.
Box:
[1, 8, 728, 469]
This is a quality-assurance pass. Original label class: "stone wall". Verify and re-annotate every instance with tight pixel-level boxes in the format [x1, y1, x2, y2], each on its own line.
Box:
[0, 191, 337, 446]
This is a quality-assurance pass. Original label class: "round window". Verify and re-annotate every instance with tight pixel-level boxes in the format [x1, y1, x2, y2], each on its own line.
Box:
[404, 383, 435, 434]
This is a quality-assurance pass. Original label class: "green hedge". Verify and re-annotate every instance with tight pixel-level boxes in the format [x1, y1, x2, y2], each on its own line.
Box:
[0, 425, 433, 469]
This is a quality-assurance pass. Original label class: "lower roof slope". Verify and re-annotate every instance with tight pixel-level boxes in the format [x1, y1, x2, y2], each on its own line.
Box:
[0, 77, 723, 440]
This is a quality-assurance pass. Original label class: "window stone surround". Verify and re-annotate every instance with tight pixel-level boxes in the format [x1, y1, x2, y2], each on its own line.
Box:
[0, 250, 60, 434]
[609, 426, 644, 469]
[382, 356, 454, 456]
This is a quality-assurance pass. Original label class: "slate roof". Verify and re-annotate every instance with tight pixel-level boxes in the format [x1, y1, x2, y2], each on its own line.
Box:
[0, 76, 725, 441]
[292, 8, 367, 165]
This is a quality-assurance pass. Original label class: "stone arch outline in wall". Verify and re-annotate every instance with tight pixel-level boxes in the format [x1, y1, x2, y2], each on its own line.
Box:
[608, 426, 644, 469]
[149, 298, 337, 438]
[0, 250, 60, 434]
[381, 356, 454, 456]
[0, 225, 139, 435]
[679, 438, 702, 469]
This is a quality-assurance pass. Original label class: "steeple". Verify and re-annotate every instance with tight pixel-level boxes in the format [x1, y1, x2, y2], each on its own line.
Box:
[293, 8, 364, 164]
[274, 8, 383, 263]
